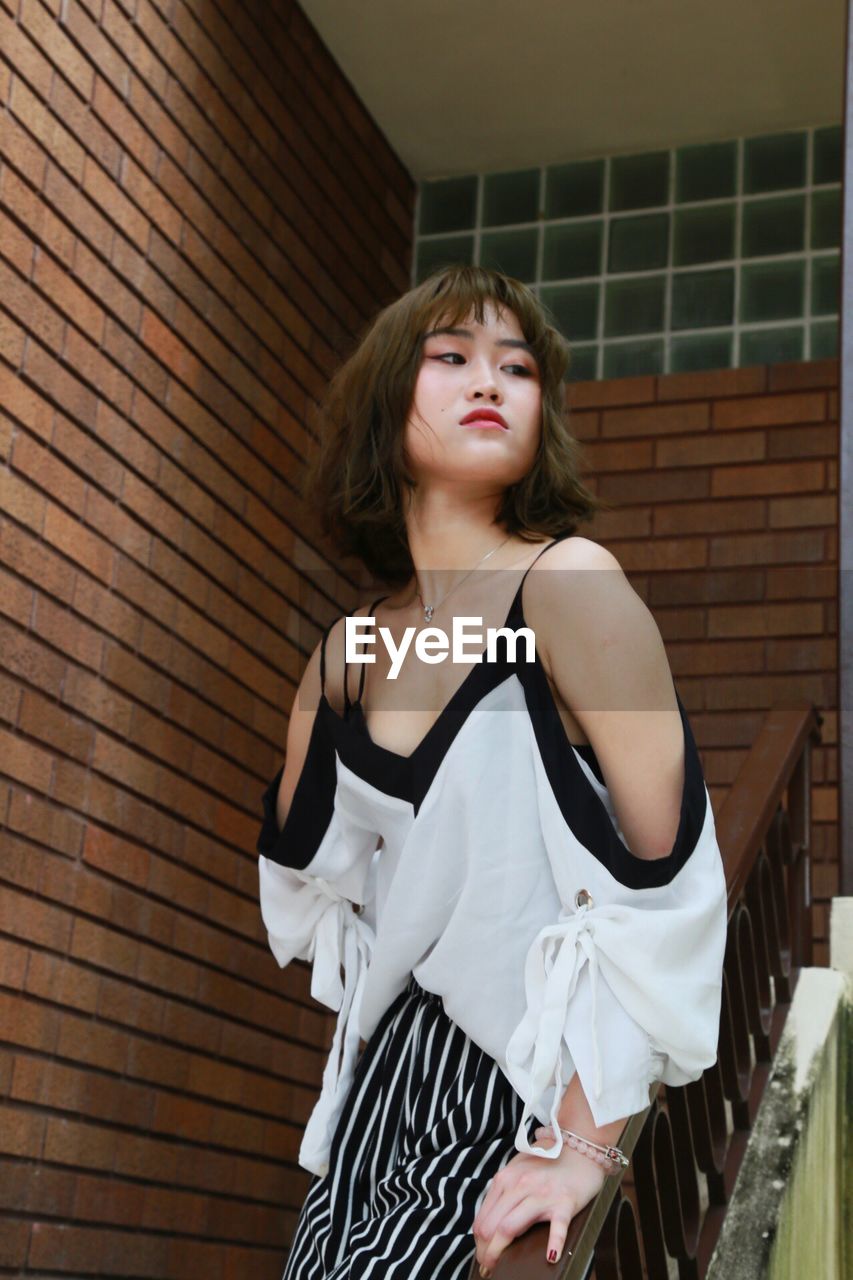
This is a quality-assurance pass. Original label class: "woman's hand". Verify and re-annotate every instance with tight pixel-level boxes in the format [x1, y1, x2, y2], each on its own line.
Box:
[471, 1126, 607, 1276]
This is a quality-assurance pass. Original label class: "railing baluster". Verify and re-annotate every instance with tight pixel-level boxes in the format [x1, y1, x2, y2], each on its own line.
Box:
[684, 1069, 725, 1200]
[667, 1088, 701, 1248]
[745, 855, 774, 1029]
[766, 814, 794, 1002]
[598, 1193, 645, 1280]
[722, 914, 753, 1128]
[736, 897, 772, 1063]
[632, 1105, 670, 1280]
[747, 853, 783, 1012]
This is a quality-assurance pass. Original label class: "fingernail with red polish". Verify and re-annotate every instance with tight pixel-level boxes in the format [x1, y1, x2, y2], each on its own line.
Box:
[548, 1249, 558, 1263]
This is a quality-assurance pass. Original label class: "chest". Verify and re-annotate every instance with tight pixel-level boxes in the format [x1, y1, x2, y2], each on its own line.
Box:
[357, 649, 590, 756]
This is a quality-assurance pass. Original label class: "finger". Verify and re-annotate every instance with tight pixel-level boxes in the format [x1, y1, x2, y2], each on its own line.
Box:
[546, 1216, 573, 1267]
[481, 1195, 549, 1273]
[472, 1181, 500, 1239]
[475, 1181, 517, 1253]
[473, 1166, 515, 1239]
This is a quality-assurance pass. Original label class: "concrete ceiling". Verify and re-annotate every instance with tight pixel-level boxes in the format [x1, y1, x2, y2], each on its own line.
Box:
[299, 0, 847, 180]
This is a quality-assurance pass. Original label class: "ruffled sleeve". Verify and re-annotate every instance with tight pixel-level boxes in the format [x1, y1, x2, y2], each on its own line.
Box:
[258, 856, 375, 1177]
[506, 695, 729, 1162]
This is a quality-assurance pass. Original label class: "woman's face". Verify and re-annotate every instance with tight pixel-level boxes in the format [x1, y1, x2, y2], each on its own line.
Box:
[402, 301, 542, 492]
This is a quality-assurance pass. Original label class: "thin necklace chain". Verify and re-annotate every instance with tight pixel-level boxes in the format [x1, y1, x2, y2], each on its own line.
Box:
[416, 534, 513, 624]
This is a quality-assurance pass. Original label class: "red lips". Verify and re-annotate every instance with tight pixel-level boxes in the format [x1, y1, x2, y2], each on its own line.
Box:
[459, 408, 509, 429]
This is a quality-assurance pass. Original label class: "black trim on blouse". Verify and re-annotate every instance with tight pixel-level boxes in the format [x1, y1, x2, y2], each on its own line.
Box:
[518, 654, 708, 890]
[256, 704, 339, 870]
[254, 529, 708, 888]
[318, 534, 578, 814]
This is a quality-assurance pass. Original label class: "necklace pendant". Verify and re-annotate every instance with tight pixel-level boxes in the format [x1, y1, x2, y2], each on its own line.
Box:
[424, 604, 434, 623]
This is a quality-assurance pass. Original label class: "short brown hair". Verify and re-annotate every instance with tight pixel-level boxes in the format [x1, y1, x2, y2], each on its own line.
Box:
[301, 264, 610, 587]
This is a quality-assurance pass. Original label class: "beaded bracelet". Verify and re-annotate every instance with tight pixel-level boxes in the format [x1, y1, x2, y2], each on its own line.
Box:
[559, 1127, 629, 1175]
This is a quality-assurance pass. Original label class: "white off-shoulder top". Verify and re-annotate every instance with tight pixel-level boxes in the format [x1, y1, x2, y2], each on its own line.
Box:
[255, 533, 728, 1178]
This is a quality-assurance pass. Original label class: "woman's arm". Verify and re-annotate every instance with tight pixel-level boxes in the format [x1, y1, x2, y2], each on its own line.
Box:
[531, 535, 688, 1148]
[274, 635, 324, 833]
[273, 604, 377, 836]
[526, 535, 685, 861]
[555, 1064, 626, 1147]
[474, 539, 696, 1276]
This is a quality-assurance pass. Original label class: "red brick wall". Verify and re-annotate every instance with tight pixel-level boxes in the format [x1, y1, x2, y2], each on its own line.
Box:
[0, 0, 413, 1273]
[571, 357, 839, 965]
[0, 5, 841, 1276]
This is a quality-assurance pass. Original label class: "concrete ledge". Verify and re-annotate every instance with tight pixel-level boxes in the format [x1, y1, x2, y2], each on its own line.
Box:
[706, 898, 852, 1280]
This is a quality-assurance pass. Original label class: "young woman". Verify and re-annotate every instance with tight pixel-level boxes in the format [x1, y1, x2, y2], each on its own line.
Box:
[256, 265, 728, 1279]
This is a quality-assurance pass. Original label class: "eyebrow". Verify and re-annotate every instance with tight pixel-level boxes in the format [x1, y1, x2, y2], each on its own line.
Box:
[422, 326, 536, 357]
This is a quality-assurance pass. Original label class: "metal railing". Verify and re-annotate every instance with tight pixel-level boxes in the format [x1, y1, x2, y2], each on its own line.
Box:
[472, 703, 823, 1280]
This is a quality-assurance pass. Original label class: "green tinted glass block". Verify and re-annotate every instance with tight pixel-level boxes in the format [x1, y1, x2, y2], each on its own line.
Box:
[566, 344, 599, 382]
[482, 169, 539, 226]
[740, 326, 804, 365]
[742, 195, 806, 257]
[743, 131, 807, 193]
[418, 176, 478, 234]
[670, 332, 733, 373]
[542, 221, 603, 279]
[814, 125, 842, 185]
[478, 229, 538, 283]
[812, 255, 840, 315]
[811, 189, 841, 250]
[675, 141, 737, 202]
[740, 260, 805, 322]
[415, 235, 475, 282]
[671, 269, 735, 330]
[539, 283, 600, 341]
[604, 275, 666, 337]
[811, 319, 838, 358]
[673, 203, 736, 265]
[603, 338, 664, 378]
[609, 151, 669, 211]
[545, 159, 605, 219]
[608, 213, 669, 273]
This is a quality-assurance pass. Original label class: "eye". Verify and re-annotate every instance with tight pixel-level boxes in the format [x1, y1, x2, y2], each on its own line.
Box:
[431, 353, 534, 377]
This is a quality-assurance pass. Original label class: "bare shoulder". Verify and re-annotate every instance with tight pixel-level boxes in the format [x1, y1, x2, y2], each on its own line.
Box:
[524, 532, 675, 724]
[523, 536, 640, 669]
[533, 533, 623, 574]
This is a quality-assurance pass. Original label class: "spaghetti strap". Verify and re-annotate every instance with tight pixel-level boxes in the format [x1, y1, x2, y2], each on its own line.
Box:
[517, 529, 573, 594]
[344, 594, 390, 714]
[319, 617, 337, 699]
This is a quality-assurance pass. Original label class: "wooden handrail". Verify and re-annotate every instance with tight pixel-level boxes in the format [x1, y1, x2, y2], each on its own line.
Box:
[472, 702, 823, 1280]
[716, 706, 819, 913]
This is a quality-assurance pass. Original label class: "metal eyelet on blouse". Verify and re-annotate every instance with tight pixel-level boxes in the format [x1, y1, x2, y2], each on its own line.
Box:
[574, 889, 593, 910]
[352, 902, 363, 915]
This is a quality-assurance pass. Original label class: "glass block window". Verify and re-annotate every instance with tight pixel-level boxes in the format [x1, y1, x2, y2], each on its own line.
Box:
[413, 124, 841, 381]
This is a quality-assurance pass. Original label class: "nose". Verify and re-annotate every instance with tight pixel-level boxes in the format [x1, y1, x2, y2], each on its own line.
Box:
[466, 358, 502, 401]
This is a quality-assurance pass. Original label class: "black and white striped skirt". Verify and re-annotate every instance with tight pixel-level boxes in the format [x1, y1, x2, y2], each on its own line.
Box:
[282, 971, 534, 1279]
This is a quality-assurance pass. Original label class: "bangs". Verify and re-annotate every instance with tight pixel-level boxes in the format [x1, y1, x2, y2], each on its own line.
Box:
[413, 267, 552, 364]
